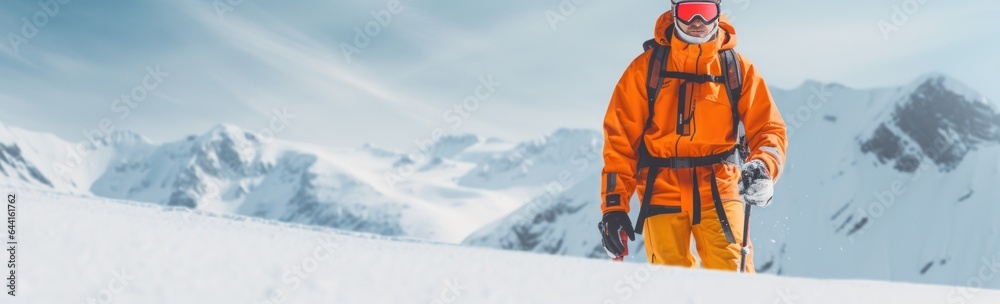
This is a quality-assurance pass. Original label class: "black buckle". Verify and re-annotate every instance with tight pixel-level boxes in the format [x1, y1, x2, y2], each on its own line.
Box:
[667, 158, 693, 168]
[692, 74, 719, 84]
[660, 71, 722, 84]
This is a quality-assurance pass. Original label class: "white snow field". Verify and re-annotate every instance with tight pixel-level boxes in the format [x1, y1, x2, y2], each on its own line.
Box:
[13, 187, 1000, 304]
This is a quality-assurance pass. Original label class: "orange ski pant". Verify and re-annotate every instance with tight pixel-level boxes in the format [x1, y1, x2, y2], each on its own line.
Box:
[642, 199, 755, 272]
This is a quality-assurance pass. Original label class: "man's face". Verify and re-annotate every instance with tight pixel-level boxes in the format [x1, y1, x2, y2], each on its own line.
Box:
[674, 0, 720, 38]
[677, 18, 713, 38]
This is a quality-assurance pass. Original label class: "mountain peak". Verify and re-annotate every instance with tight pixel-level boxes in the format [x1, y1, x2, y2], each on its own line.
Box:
[540, 128, 602, 147]
[361, 143, 399, 158]
[206, 123, 247, 137]
[790, 79, 850, 92]
[551, 128, 598, 137]
[798, 79, 825, 88]
[431, 134, 482, 156]
[104, 129, 152, 147]
[904, 73, 991, 107]
[861, 73, 1000, 172]
[437, 134, 481, 145]
[197, 123, 260, 146]
[0, 119, 13, 144]
[456, 128, 601, 189]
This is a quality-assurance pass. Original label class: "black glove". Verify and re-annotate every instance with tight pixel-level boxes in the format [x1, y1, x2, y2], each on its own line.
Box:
[739, 160, 774, 207]
[598, 211, 635, 258]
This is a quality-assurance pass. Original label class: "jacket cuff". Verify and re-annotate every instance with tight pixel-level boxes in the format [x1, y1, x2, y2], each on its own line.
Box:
[601, 193, 630, 214]
[601, 172, 632, 214]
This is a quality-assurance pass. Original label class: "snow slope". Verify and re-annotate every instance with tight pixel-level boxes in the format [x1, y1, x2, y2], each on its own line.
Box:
[464, 74, 1000, 289]
[16, 187, 1000, 304]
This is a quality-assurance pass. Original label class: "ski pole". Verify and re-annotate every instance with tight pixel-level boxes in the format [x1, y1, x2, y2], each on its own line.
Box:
[738, 203, 752, 273]
[613, 230, 629, 262]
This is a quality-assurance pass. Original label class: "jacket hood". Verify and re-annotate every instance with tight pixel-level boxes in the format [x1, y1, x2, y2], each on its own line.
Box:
[653, 11, 738, 50]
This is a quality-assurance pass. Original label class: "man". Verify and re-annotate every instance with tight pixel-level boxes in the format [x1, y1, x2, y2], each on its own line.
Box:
[598, 0, 787, 272]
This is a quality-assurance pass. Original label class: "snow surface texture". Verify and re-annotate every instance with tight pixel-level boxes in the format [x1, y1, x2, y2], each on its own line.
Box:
[15, 187, 1000, 304]
[464, 74, 1000, 289]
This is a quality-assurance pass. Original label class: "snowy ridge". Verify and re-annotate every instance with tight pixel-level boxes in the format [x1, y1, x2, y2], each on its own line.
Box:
[0, 122, 61, 189]
[19, 188, 1000, 303]
[458, 128, 601, 191]
[0, 121, 157, 192]
[0, 140, 53, 189]
[0, 121, 585, 243]
[83, 124, 532, 242]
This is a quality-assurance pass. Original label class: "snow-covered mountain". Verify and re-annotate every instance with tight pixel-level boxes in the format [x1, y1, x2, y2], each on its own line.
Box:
[0, 122, 53, 189]
[21, 188, 1000, 303]
[755, 74, 1000, 285]
[0, 119, 157, 192]
[464, 74, 1000, 289]
[0, 118, 600, 243]
[458, 129, 602, 190]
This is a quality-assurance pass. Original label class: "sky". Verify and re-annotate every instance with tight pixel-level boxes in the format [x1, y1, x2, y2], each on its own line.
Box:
[0, 0, 997, 151]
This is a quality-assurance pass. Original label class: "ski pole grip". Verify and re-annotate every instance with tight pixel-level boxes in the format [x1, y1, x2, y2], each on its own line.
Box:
[613, 230, 629, 261]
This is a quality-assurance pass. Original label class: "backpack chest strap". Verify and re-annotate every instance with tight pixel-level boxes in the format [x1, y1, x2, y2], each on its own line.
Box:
[637, 146, 739, 170]
[659, 71, 724, 84]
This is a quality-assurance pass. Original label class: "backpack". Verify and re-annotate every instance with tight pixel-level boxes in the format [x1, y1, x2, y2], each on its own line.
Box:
[632, 27, 749, 244]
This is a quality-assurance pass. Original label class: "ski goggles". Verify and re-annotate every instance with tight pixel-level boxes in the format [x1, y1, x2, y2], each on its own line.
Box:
[673, 1, 721, 25]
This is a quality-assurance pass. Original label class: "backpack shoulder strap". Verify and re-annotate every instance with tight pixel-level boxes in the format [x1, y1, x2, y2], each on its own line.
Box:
[642, 43, 671, 131]
[642, 39, 659, 52]
[634, 36, 671, 235]
[718, 49, 744, 141]
[641, 24, 674, 131]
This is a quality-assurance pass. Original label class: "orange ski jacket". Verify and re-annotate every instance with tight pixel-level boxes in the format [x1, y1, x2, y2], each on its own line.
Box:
[600, 12, 787, 222]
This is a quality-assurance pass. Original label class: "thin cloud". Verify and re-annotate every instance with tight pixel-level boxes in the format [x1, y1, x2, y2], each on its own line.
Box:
[173, 2, 439, 122]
